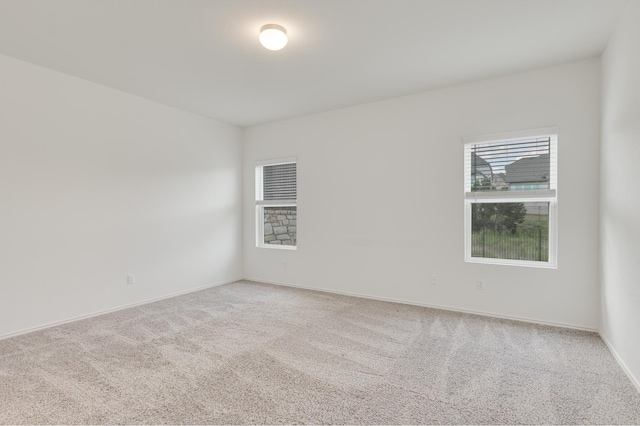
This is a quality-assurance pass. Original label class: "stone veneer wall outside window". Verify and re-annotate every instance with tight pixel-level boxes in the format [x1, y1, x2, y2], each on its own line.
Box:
[263, 207, 297, 246]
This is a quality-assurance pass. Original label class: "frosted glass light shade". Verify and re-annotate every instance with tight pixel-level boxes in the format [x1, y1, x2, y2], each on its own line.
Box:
[259, 24, 288, 51]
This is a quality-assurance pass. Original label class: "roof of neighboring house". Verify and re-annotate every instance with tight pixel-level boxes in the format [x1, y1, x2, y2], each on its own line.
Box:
[472, 153, 492, 178]
[505, 154, 550, 184]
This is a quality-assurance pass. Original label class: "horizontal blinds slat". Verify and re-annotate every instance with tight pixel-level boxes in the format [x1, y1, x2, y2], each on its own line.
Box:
[256, 200, 296, 206]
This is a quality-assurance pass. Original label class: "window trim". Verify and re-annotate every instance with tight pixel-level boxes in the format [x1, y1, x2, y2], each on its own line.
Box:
[255, 157, 297, 250]
[463, 128, 558, 268]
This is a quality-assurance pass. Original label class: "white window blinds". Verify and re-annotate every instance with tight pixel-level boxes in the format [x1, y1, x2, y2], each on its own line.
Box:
[464, 134, 557, 199]
[263, 163, 296, 200]
[256, 161, 297, 204]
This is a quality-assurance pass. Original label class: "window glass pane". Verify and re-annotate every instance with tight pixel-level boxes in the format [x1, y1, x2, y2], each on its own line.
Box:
[263, 206, 297, 246]
[471, 202, 549, 262]
[471, 138, 551, 192]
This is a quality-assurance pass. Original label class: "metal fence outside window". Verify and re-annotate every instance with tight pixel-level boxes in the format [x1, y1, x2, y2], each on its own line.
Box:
[471, 228, 548, 262]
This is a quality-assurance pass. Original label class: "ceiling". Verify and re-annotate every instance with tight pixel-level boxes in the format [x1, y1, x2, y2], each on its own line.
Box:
[0, 0, 627, 127]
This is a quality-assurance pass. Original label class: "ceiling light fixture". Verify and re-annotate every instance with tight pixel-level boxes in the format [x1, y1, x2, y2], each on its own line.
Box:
[259, 24, 288, 51]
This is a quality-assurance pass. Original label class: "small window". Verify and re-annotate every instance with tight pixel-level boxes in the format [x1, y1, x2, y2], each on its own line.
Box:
[464, 130, 557, 267]
[255, 159, 297, 249]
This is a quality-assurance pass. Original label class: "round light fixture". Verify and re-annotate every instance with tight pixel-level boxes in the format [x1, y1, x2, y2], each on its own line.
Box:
[259, 24, 288, 51]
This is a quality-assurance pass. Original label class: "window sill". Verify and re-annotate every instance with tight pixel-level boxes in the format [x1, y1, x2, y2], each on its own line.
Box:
[257, 244, 297, 251]
[465, 256, 557, 269]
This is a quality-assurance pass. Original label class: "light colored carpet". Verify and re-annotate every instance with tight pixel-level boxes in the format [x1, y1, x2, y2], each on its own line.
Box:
[1, 280, 639, 425]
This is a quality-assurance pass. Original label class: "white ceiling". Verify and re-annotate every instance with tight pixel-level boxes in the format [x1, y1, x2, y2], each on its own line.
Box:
[0, 0, 627, 127]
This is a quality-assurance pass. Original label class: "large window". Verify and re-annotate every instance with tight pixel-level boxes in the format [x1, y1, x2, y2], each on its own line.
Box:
[255, 159, 297, 249]
[464, 129, 557, 267]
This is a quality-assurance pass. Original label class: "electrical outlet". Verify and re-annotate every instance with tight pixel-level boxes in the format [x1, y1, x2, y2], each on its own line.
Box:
[127, 274, 135, 285]
[476, 279, 484, 291]
[430, 274, 438, 286]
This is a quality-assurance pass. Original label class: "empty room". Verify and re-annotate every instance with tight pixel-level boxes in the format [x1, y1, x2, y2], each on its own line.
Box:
[1, 0, 639, 424]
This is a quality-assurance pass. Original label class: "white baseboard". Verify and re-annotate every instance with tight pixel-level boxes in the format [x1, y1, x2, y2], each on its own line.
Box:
[0, 277, 242, 341]
[2, 275, 599, 342]
[599, 332, 640, 394]
[243, 277, 597, 333]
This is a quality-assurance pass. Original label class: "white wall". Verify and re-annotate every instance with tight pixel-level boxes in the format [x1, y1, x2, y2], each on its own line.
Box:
[244, 58, 601, 330]
[0, 54, 243, 338]
[600, 2, 640, 389]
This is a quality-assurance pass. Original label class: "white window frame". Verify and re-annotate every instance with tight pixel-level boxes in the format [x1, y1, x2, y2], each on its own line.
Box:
[255, 157, 297, 250]
[463, 128, 558, 268]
